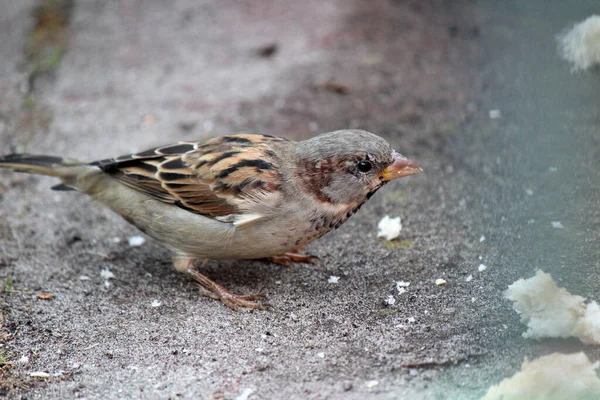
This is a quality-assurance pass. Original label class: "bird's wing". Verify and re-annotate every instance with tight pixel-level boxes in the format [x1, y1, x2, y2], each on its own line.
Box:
[90, 134, 289, 225]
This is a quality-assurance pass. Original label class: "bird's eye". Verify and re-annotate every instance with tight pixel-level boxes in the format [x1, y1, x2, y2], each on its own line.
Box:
[357, 160, 372, 173]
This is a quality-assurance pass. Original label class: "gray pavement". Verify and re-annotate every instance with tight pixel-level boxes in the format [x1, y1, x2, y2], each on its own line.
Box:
[436, 0, 600, 398]
[0, 0, 599, 399]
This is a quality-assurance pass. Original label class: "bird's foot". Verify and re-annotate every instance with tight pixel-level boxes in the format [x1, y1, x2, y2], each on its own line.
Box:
[267, 248, 320, 266]
[174, 256, 267, 311]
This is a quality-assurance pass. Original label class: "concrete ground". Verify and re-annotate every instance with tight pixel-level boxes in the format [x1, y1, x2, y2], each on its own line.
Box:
[0, 0, 599, 399]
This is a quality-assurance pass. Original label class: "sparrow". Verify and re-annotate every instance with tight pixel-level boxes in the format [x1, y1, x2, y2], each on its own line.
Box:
[0, 129, 421, 310]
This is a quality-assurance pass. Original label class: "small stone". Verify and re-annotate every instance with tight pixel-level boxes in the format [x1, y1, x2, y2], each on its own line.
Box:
[142, 114, 157, 126]
[178, 121, 197, 132]
[435, 278, 447, 286]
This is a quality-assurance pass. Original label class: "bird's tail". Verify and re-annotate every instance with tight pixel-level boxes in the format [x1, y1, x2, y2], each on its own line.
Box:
[0, 154, 75, 176]
[0, 154, 88, 190]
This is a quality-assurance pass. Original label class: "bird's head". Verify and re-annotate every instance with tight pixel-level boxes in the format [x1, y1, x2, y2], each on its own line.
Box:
[295, 129, 421, 206]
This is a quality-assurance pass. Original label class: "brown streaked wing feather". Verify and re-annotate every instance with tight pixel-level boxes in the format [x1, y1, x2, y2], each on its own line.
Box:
[90, 135, 287, 218]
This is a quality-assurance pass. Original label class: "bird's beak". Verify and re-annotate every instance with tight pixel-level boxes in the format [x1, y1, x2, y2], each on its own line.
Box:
[378, 151, 422, 181]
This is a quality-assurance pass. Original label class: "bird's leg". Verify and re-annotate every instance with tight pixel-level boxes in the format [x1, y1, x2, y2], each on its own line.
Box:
[267, 247, 320, 266]
[172, 256, 266, 311]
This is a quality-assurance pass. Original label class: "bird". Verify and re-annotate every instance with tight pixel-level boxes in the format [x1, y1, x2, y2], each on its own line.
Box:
[0, 129, 421, 310]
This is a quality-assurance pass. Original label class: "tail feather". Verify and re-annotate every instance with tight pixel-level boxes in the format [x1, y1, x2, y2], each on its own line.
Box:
[0, 154, 90, 191]
[0, 154, 69, 176]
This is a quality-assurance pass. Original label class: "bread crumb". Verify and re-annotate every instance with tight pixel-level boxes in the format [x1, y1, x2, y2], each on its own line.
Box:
[150, 300, 162, 308]
[574, 301, 600, 345]
[377, 215, 402, 241]
[128, 235, 146, 247]
[328, 276, 340, 284]
[478, 264, 488, 272]
[235, 388, 256, 400]
[481, 352, 600, 400]
[29, 372, 51, 378]
[505, 270, 600, 343]
[557, 15, 600, 71]
[385, 295, 396, 306]
[435, 278, 447, 286]
[100, 268, 115, 280]
[551, 221, 564, 229]
[506, 270, 585, 339]
[489, 109, 501, 119]
[365, 380, 379, 388]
